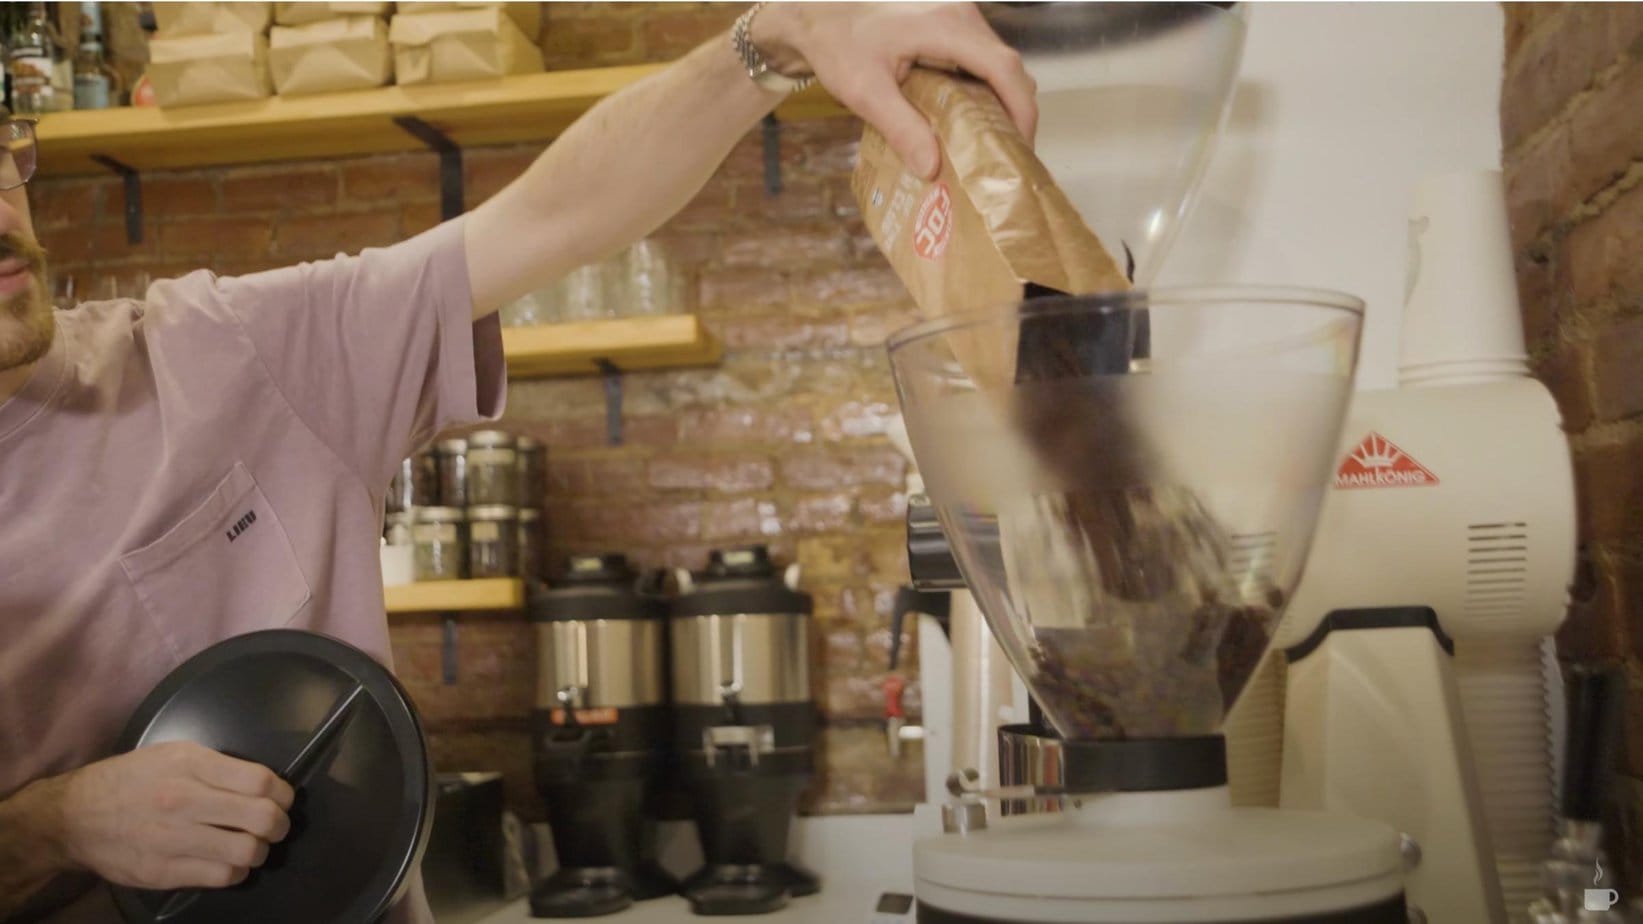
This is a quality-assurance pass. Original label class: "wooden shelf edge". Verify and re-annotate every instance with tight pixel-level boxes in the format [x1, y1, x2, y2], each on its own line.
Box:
[502, 314, 721, 379]
[37, 66, 848, 178]
[384, 577, 524, 614]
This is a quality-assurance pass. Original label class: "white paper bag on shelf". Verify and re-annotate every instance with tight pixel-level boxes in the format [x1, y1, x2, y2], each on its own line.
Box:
[152, 2, 273, 36]
[397, 1, 538, 38]
[270, 16, 393, 96]
[147, 31, 273, 107]
[388, 8, 542, 86]
[275, 2, 395, 27]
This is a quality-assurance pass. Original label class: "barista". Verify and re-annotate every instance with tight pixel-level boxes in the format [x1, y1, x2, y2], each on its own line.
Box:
[0, 4, 1036, 922]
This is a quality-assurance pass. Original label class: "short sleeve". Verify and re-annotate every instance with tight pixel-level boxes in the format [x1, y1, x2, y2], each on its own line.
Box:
[219, 218, 506, 488]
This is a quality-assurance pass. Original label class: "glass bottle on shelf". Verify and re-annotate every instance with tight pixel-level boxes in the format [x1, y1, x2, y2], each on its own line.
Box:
[8, 4, 55, 115]
[73, 3, 112, 111]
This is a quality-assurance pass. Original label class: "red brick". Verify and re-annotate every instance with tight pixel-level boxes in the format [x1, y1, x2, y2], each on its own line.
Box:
[840, 584, 897, 623]
[865, 623, 917, 671]
[866, 530, 911, 584]
[1532, 342, 1595, 432]
[274, 210, 400, 259]
[1558, 547, 1627, 662]
[675, 405, 816, 445]
[789, 492, 854, 534]
[848, 303, 923, 347]
[700, 497, 782, 541]
[221, 164, 338, 213]
[540, 16, 639, 69]
[818, 399, 898, 441]
[155, 216, 268, 261]
[1504, 124, 1572, 248]
[556, 498, 702, 544]
[666, 179, 739, 231]
[639, 7, 737, 58]
[30, 178, 105, 230]
[1566, 183, 1643, 306]
[1567, 56, 1643, 205]
[823, 672, 886, 719]
[1575, 437, 1643, 542]
[722, 227, 849, 268]
[1515, 250, 1560, 346]
[723, 130, 809, 181]
[541, 414, 676, 449]
[545, 455, 648, 498]
[648, 453, 775, 493]
[648, 231, 721, 268]
[858, 488, 908, 524]
[38, 226, 95, 264]
[1501, 3, 1610, 150]
[711, 313, 851, 352]
[828, 176, 860, 220]
[792, 266, 908, 308]
[1591, 315, 1643, 421]
[804, 135, 860, 176]
[463, 147, 538, 206]
[140, 176, 219, 219]
[781, 447, 906, 490]
[400, 201, 444, 237]
[797, 535, 871, 582]
[697, 267, 791, 313]
[420, 727, 543, 821]
[807, 725, 924, 814]
[343, 155, 439, 204]
[743, 181, 830, 225]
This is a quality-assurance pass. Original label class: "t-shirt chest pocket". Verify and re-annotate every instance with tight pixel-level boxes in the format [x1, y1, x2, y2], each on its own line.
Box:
[121, 462, 313, 661]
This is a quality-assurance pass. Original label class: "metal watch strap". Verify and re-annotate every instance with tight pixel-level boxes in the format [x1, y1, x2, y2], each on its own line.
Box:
[732, 1, 814, 95]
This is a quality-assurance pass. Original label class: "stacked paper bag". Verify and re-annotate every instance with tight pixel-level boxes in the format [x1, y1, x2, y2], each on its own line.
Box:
[152, 3, 274, 35]
[389, 5, 543, 85]
[147, 4, 273, 107]
[274, 3, 395, 27]
[270, 16, 394, 96]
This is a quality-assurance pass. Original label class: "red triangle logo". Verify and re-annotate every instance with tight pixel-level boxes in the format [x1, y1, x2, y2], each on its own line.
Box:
[1334, 432, 1439, 489]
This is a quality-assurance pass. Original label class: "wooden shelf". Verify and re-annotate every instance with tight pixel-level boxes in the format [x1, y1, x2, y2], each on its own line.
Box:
[503, 314, 720, 378]
[35, 66, 847, 178]
[384, 578, 524, 614]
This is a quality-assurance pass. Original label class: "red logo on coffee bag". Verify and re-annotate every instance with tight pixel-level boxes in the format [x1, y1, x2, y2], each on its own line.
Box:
[913, 184, 953, 259]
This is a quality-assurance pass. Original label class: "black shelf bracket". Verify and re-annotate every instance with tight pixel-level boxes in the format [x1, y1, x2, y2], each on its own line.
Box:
[596, 358, 623, 446]
[393, 116, 465, 221]
[761, 113, 783, 196]
[442, 613, 460, 684]
[91, 155, 143, 245]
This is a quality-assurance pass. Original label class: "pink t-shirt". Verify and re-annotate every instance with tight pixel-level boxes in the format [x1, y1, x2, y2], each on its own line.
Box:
[0, 218, 505, 923]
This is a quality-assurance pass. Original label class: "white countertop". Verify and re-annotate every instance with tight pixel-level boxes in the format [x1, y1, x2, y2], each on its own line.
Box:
[477, 884, 904, 924]
[474, 814, 925, 924]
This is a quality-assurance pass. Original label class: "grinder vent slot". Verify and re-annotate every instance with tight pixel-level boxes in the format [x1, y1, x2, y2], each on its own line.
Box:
[1464, 522, 1529, 617]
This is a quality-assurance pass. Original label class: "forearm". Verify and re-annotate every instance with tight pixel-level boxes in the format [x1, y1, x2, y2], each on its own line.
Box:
[465, 35, 781, 317]
[0, 775, 74, 921]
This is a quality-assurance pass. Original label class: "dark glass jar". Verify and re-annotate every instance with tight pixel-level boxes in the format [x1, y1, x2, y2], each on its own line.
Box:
[467, 505, 519, 578]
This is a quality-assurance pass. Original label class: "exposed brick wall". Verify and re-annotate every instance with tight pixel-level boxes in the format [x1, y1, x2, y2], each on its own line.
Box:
[1502, 0, 1643, 879]
[30, 2, 924, 819]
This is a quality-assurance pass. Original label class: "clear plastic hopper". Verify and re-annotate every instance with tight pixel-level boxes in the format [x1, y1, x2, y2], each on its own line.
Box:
[889, 289, 1363, 741]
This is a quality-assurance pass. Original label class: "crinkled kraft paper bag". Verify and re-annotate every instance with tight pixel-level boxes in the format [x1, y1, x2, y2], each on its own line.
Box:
[270, 16, 393, 96]
[148, 31, 273, 108]
[389, 8, 543, 86]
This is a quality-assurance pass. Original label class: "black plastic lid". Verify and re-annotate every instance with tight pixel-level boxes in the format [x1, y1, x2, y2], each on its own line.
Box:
[671, 546, 812, 619]
[530, 554, 666, 622]
[111, 630, 433, 924]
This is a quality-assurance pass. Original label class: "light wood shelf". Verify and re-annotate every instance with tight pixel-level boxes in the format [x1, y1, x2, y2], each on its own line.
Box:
[35, 66, 846, 178]
[384, 577, 524, 614]
[503, 314, 720, 378]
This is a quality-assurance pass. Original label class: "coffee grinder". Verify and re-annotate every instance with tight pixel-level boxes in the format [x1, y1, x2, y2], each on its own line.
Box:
[671, 546, 819, 916]
[529, 554, 675, 918]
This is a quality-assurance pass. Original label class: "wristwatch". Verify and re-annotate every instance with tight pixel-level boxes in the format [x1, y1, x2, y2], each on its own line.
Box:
[732, 2, 814, 95]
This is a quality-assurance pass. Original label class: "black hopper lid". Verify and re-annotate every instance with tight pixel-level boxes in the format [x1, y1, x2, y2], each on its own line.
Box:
[110, 630, 434, 924]
[671, 545, 813, 619]
[530, 553, 667, 622]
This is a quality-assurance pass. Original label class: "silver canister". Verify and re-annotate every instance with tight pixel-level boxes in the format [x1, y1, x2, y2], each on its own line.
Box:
[466, 430, 518, 507]
[670, 613, 810, 707]
[413, 506, 466, 581]
[435, 439, 468, 508]
[515, 436, 546, 509]
[466, 505, 519, 579]
[536, 619, 665, 710]
[517, 508, 544, 580]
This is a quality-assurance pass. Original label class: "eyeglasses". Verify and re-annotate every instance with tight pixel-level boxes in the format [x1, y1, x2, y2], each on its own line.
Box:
[0, 120, 38, 191]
